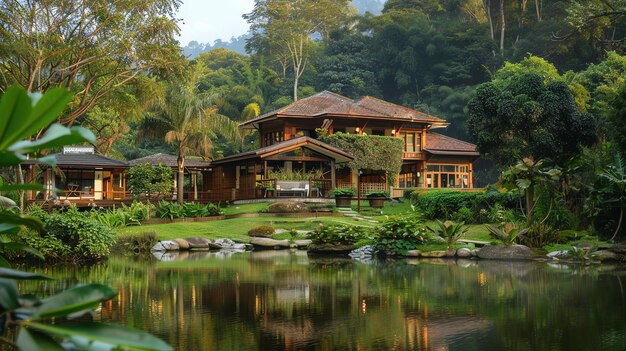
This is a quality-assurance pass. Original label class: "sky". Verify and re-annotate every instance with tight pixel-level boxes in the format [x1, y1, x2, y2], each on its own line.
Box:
[177, 0, 255, 46]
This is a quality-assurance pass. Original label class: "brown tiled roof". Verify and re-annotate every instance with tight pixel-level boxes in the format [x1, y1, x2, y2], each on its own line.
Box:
[241, 91, 447, 127]
[24, 153, 127, 168]
[425, 133, 479, 155]
[128, 153, 211, 168]
[211, 136, 353, 165]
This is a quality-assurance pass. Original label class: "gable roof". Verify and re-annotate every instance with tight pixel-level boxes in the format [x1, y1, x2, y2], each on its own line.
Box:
[241, 91, 447, 127]
[211, 136, 353, 165]
[25, 153, 128, 168]
[425, 132, 480, 156]
[128, 153, 212, 168]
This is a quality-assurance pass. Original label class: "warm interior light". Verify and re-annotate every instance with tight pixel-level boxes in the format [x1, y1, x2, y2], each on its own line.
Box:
[391, 129, 396, 135]
[355, 127, 360, 132]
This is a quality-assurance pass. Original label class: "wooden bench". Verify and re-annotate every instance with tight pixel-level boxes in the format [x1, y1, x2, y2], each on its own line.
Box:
[276, 181, 308, 197]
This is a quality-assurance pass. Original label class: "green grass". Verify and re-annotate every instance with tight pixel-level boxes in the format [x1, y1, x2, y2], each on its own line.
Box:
[116, 216, 368, 242]
[221, 202, 269, 215]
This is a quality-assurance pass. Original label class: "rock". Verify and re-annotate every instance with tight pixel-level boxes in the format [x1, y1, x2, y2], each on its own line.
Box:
[406, 249, 421, 257]
[267, 201, 309, 213]
[308, 243, 356, 254]
[174, 238, 190, 250]
[445, 248, 457, 257]
[247, 226, 275, 238]
[592, 250, 622, 262]
[215, 238, 236, 248]
[150, 242, 166, 252]
[420, 250, 447, 258]
[477, 244, 534, 260]
[250, 237, 290, 248]
[184, 236, 211, 248]
[471, 249, 478, 257]
[293, 239, 312, 248]
[159, 240, 180, 251]
[547, 250, 569, 259]
[350, 245, 376, 259]
[457, 248, 472, 258]
[609, 244, 626, 255]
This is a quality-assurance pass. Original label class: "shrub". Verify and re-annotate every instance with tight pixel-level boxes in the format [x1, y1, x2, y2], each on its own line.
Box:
[248, 226, 275, 237]
[486, 222, 528, 246]
[453, 207, 474, 223]
[366, 190, 389, 198]
[519, 222, 561, 248]
[310, 224, 370, 245]
[117, 231, 158, 252]
[155, 201, 222, 219]
[330, 188, 356, 197]
[427, 220, 469, 249]
[126, 163, 173, 199]
[374, 215, 431, 255]
[20, 207, 115, 261]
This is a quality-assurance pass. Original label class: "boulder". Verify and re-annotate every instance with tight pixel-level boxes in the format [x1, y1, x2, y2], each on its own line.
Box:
[174, 238, 190, 250]
[267, 201, 309, 213]
[477, 244, 534, 260]
[213, 238, 247, 250]
[308, 243, 356, 254]
[406, 249, 421, 257]
[293, 239, 312, 248]
[184, 236, 211, 248]
[150, 242, 166, 252]
[247, 226, 275, 238]
[546, 250, 569, 259]
[445, 248, 457, 257]
[159, 240, 180, 251]
[250, 237, 290, 249]
[456, 248, 472, 258]
[592, 250, 622, 262]
[609, 244, 626, 255]
[420, 250, 447, 258]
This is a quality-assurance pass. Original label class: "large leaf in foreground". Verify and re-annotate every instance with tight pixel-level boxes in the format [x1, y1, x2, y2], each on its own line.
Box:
[27, 322, 172, 351]
[32, 284, 116, 319]
[0, 267, 51, 280]
[16, 328, 65, 351]
[0, 277, 19, 310]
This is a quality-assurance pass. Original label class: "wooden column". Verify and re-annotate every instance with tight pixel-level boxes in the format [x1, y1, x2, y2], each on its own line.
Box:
[330, 160, 336, 190]
[263, 160, 268, 179]
[469, 163, 474, 189]
[193, 171, 198, 200]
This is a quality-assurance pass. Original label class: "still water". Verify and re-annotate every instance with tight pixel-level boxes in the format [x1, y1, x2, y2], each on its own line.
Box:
[20, 250, 626, 351]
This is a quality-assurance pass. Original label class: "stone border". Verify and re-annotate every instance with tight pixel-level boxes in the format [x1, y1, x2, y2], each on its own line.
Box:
[139, 211, 344, 225]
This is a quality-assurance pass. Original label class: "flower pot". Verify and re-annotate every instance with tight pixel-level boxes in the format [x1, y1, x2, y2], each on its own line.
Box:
[367, 197, 385, 208]
[335, 195, 352, 208]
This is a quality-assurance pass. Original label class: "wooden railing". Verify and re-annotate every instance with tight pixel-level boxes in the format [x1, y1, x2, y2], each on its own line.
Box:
[402, 151, 426, 160]
[337, 182, 388, 194]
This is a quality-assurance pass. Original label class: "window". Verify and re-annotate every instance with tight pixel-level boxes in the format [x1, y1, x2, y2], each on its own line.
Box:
[424, 163, 472, 189]
[372, 129, 385, 136]
[399, 132, 422, 153]
[263, 131, 284, 146]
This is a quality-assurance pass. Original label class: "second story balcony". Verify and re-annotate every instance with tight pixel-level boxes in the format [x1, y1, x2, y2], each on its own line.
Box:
[402, 151, 427, 160]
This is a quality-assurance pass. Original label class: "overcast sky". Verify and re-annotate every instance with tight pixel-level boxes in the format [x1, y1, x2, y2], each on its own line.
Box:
[177, 0, 254, 46]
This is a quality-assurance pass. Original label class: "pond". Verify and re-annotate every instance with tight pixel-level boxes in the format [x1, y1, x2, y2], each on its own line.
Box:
[17, 251, 626, 351]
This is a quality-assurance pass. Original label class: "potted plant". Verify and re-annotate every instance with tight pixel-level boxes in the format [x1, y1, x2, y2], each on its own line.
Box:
[365, 190, 389, 208]
[330, 188, 356, 208]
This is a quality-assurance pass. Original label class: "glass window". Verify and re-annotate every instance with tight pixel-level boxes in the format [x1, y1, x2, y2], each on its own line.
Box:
[372, 129, 385, 136]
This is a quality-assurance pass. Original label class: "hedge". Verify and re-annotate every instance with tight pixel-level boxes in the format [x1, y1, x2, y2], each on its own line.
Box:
[411, 189, 521, 223]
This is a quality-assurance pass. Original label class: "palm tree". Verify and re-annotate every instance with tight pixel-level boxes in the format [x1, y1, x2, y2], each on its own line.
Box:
[139, 64, 240, 204]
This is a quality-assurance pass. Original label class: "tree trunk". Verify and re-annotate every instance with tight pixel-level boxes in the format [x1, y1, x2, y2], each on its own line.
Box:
[499, 0, 506, 51]
[534, 0, 541, 22]
[609, 208, 623, 242]
[177, 154, 185, 204]
[17, 164, 25, 213]
[484, 0, 495, 40]
[293, 74, 299, 101]
[525, 183, 535, 224]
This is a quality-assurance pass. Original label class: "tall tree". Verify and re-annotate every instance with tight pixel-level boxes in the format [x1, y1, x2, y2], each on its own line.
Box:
[244, 0, 352, 101]
[138, 64, 240, 204]
[0, 0, 185, 126]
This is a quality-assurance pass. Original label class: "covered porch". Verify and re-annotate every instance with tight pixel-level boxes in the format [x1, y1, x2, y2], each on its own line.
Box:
[209, 137, 353, 202]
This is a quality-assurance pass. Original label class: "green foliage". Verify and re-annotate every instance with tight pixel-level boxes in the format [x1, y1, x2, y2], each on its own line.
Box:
[486, 223, 528, 246]
[468, 68, 597, 167]
[366, 190, 389, 198]
[116, 231, 158, 253]
[519, 222, 561, 248]
[374, 214, 430, 254]
[453, 207, 474, 224]
[20, 207, 115, 261]
[330, 188, 356, 197]
[155, 201, 222, 220]
[127, 163, 174, 199]
[427, 220, 468, 248]
[247, 226, 276, 237]
[89, 201, 155, 229]
[309, 224, 370, 245]
[320, 133, 404, 183]
[267, 168, 324, 181]
[412, 189, 520, 223]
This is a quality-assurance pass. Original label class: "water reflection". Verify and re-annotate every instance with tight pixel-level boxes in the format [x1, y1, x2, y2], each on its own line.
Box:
[18, 251, 626, 351]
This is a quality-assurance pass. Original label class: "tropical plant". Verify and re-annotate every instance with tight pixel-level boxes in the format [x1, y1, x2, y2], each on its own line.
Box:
[309, 224, 369, 245]
[330, 188, 356, 197]
[374, 215, 430, 255]
[518, 222, 561, 248]
[0, 85, 171, 350]
[427, 220, 469, 249]
[365, 190, 389, 198]
[596, 154, 626, 241]
[139, 62, 241, 204]
[486, 222, 529, 246]
[126, 163, 174, 199]
[267, 168, 325, 181]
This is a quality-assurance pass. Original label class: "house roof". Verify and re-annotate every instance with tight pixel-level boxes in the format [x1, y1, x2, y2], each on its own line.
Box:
[211, 136, 354, 165]
[25, 153, 128, 168]
[127, 153, 212, 168]
[241, 91, 448, 128]
[425, 133, 480, 157]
